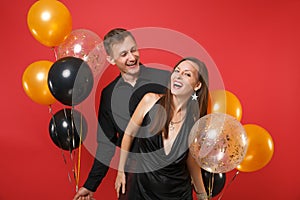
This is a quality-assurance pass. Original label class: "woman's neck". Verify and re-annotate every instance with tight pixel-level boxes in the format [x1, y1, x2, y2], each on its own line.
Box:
[172, 95, 189, 114]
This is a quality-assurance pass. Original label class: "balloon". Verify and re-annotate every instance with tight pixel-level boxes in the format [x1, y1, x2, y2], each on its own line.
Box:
[208, 90, 243, 121]
[86, 42, 108, 76]
[201, 168, 226, 197]
[56, 29, 107, 75]
[236, 124, 274, 172]
[49, 108, 87, 151]
[57, 29, 101, 59]
[189, 113, 248, 173]
[48, 56, 94, 106]
[22, 60, 56, 105]
[27, 0, 72, 47]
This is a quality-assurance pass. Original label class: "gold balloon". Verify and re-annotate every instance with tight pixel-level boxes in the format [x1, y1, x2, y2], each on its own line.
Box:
[27, 0, 72, 47]
[22, 60, 56, 105]
[208, 90, 243, 121]
[236, 124, 274, 172]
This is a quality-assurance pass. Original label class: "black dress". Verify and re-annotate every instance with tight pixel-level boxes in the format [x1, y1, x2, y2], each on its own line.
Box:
[128, 103, 194, 200]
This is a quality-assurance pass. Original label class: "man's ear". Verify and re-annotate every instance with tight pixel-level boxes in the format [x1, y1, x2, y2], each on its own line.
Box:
[106, 55, 115, 65]
[194, 82, 202, 91]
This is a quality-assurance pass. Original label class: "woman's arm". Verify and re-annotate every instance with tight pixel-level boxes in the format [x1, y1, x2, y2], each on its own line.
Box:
[187, 152, 208, 200]
[115, 93, 161, 197]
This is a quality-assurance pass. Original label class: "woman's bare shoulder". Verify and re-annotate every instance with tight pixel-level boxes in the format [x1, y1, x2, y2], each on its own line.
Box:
[141, 92, 163, 104]
[133, 93, 164, 120]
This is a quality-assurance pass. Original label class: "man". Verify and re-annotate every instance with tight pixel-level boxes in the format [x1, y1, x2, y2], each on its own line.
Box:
[73, 28, 170, 200]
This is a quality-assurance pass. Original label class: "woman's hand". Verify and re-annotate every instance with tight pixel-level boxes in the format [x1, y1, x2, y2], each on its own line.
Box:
[115, 171, 126, 198]
[196, 192, 209, 200]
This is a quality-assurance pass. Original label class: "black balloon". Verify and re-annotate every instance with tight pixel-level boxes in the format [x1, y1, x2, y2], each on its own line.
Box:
[201, 168, 226, 197]
[48, 56, 94, 106]
[49, 108, 87, 151]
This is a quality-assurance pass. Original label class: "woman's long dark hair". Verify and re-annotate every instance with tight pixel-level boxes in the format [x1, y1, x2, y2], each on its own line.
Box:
[150, 57, 209, 139]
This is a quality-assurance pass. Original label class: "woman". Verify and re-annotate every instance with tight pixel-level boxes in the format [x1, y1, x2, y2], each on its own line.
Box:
[115, 57, 209, 200]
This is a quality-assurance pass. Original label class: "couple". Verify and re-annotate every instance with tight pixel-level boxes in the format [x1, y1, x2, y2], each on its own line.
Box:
[74, 28, 209, 200]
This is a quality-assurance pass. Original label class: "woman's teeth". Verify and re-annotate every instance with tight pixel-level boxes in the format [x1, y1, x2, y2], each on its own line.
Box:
[173, 81, 182, 88]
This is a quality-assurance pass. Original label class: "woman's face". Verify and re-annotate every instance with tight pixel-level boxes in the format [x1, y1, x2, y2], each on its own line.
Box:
[170, 60, 201, 97]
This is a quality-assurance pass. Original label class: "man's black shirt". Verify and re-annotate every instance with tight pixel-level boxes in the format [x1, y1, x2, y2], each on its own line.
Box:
[83, 65, 170, 192]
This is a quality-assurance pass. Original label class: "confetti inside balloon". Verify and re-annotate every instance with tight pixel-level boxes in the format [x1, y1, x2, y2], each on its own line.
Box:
[189, 113, 248, 173]
[57, 29, 101, 60]
[56, 29, 106, 76]
[86, 42, 107, 76]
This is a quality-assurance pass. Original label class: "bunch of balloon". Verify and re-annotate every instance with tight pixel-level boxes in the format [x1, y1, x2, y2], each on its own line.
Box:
[22, 60, 57, 106]
[55, 29, 106, 76]
[204, 89, 274, 199]
[236, 124, 274, 172]
[189, 113, 248, 199]
[208, 90, 243, 121]
[27, 0, 72, 47]
[26, 0, 98, 191]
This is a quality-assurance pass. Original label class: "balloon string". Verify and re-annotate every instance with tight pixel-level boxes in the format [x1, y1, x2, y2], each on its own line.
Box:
[49, 105, 72, 184]
[208, 173, 214, 200]
[52, 47, 58, 61]
[75, 114, 83, 192]
[72, 150, 78, 191]
[71, 107, 76, 152]
[69, 107, 79, 190]
[217, 170, 240, 200]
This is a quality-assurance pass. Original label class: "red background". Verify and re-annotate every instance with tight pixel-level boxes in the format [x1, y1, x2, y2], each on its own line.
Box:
[1, 0, 299, 199]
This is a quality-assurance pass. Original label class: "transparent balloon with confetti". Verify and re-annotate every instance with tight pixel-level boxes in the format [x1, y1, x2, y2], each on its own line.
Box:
[56, 29, 107, 76]
[189, 113, 248, 173]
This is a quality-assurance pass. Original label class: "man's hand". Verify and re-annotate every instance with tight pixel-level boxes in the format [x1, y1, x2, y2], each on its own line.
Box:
[73, 187, 95, 200]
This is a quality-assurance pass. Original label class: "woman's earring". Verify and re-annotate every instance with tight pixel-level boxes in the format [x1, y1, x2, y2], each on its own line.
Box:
[191, 91, 198, 101]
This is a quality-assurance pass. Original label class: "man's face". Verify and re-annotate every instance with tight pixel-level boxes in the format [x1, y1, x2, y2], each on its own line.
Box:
[108, 36, 140, 76]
